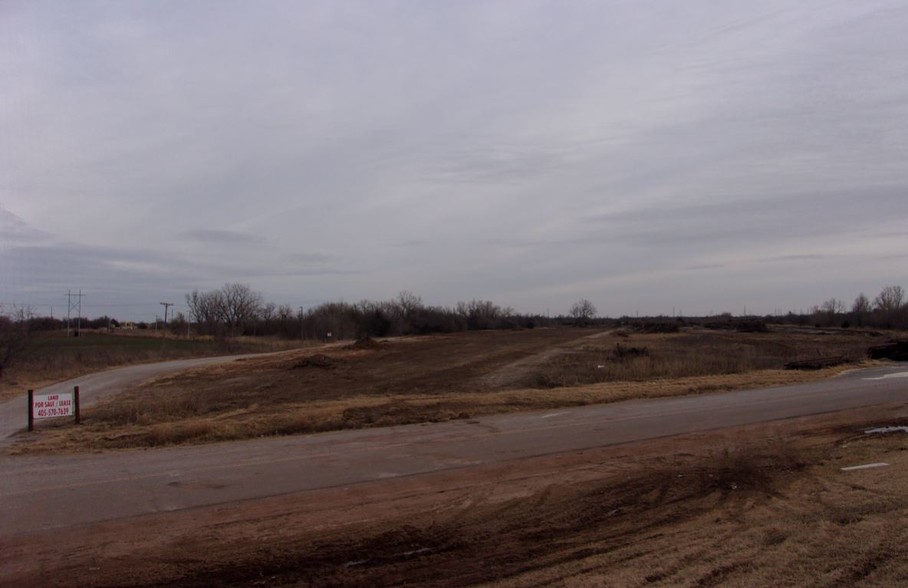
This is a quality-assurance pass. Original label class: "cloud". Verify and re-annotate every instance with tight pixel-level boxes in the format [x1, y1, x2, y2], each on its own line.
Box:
[2, 1, 907, 318]
[0, 206, 51, 245]
[284, 252, 338, 265]
[756, 254, 828, 264]
[182, 229, 265, 245]
[684, 264, 726, 271]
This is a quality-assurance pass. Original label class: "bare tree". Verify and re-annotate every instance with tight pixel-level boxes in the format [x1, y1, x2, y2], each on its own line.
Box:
[260, 302, 276, 322]
[169, 311, 188, 336]
[874, 285, 905, 312]
[186, 289, 223, 334]
[396, 291, 423, 318]
[820, 298, 845, 316]
[456, 299, 512, 330]
[851, 293, 872, 327]
[569, 299, 597, 327]
[186, 283, 263, 336]
[218, 283, 263, 336]
[852, 293, 871, 314]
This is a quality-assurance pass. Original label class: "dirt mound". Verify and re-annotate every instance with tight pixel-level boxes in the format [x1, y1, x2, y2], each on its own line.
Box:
[291, 354, 335, 369]
[345, 337, 384, 350]
[868, 340, 908, 361]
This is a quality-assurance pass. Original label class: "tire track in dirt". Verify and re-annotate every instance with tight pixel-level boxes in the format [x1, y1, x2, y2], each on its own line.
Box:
[478, 329, 616, 389]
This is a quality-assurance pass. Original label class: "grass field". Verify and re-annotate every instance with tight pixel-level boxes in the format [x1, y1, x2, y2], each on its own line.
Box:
[10, 324, 901, 453]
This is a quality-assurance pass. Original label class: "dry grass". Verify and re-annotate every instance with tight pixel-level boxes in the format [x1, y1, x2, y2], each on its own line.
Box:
[9, 326, 900, 453]
[15, 364, 867, 454]
[532, 328, 878, 387]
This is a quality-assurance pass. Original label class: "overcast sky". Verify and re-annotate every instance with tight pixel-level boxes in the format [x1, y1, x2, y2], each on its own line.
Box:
[2, 1, 907, 321]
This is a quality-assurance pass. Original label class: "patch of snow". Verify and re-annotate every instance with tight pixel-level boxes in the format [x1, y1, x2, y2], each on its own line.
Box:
[865, 426, 908, 435]
[840, 463, 890, 471]
[863, 371, 908, 381]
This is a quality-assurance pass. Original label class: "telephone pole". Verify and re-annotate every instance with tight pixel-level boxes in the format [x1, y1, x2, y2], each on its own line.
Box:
[160, 302, 174, 333]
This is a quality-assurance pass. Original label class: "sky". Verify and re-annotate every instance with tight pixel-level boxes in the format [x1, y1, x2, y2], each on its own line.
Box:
[2, 0, 907, 321]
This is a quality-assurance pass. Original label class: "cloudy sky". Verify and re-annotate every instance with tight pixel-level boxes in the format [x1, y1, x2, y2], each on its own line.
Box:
[2, 1, 907, 321]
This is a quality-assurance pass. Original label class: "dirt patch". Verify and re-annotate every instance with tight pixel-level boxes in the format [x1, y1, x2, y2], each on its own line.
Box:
[5, 404, 908, 587]
[478, 328, 618, 389]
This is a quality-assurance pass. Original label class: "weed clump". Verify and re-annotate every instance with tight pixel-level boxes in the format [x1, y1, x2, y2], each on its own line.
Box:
[632, 322, 680, 334]
[613, 343, 649, 360]
[292, 354, 335, 369]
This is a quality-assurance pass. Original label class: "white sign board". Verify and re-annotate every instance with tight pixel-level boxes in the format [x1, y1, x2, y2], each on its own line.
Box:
[32, 392, 74, 419]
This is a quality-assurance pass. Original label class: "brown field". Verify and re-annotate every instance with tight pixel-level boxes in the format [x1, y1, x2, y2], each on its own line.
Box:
[5, 404, 908, 587]
[5, 326, 908, 587]
[0, 331, 309, 403]
[11, 325, 897, 454]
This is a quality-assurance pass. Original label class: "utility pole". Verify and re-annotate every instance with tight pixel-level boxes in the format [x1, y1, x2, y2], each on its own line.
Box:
[299, 306, 305, 341]
[67, 289, 84, 337]
[160, 302, 173, 336]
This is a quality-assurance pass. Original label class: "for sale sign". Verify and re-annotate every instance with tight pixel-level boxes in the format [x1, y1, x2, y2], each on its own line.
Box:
[32, 392, 74, 419]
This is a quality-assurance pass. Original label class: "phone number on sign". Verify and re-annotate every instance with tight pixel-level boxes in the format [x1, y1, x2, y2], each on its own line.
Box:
[35, 407, 71, 418]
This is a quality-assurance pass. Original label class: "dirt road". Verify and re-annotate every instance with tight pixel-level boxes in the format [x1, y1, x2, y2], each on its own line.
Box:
[0, 353, 276, 442]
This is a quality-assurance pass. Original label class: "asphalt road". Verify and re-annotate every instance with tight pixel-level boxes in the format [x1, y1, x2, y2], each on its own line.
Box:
[1, 365, 906, 536]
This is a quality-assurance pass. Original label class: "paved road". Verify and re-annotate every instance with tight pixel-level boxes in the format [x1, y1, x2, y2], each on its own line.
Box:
[1, 365, 906, 535]
[0, 354, 266, 441]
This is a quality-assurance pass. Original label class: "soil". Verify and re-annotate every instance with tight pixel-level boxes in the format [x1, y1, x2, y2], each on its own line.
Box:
[4, 404, 908, 587]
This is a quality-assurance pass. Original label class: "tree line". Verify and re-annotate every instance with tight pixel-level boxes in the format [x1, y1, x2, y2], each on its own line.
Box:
[179, 283, 908, 337]
[2, 283, 906, 379]
[809, 285, 907, 329]
[184, 285, 561, 339]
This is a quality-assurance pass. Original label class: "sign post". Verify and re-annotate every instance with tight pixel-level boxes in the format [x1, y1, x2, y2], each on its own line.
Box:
[27, 389, 34, 432]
